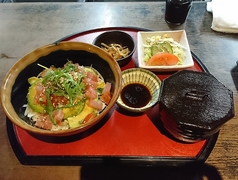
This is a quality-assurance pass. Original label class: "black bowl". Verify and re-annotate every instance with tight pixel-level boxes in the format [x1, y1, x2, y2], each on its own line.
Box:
[1, 42, 122, 136]
[93, 31, 135, 66]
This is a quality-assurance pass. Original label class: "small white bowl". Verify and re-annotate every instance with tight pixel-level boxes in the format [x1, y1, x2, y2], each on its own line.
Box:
[137, 30, 194, 72]
[117, 68, 161, 113]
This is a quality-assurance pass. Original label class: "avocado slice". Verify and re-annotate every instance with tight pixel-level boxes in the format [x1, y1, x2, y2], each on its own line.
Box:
[67, 102, 95, 129]
[27, 84, 45, 114]
[28, 76, 39, 85]
[62, 100, 85, 119]
[27, 79, 86, 118]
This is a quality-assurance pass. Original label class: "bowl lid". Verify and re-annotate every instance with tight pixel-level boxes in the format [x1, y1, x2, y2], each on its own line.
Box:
[159, 70, 234, 131]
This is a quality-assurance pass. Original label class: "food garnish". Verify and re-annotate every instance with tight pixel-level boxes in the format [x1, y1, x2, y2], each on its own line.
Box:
[24, 61, 111, 131]
[146, 52, 179, 66]
[100, 43, 130, 60]
[143, 34, 186, 66]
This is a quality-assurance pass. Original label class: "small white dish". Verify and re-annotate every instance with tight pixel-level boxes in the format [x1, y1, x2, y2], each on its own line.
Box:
[137, 30, 194, 72]
[117, 68, 161, 113]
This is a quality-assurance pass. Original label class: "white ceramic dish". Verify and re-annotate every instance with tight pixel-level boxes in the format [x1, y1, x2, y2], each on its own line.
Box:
[137, 30, 194, 72]
[117, 68, 161, 113]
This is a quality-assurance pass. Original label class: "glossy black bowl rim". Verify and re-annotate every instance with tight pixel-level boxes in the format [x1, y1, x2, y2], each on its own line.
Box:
[92, 30, 136, 66]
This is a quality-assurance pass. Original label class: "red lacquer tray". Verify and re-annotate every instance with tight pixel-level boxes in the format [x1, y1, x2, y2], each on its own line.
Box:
[7, 27, 218, 166]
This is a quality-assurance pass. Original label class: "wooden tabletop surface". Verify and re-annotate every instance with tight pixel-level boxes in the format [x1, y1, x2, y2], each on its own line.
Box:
[0, 2, 238, 180]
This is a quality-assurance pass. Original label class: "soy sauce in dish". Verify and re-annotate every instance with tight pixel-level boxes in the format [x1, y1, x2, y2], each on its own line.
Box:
[121, 83, 151, 108]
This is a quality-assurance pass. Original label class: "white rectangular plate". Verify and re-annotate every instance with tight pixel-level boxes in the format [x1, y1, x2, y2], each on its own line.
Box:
[137, 30, 194, 72]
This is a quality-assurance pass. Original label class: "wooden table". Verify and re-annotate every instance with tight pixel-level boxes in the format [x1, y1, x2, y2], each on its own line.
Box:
[0, 2, 238, 180]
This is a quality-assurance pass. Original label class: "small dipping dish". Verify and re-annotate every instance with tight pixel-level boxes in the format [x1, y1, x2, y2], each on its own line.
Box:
[117, 68, 161, 113]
